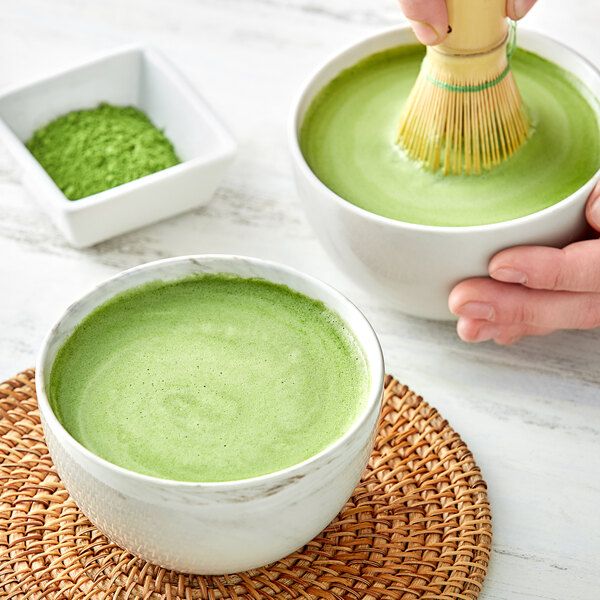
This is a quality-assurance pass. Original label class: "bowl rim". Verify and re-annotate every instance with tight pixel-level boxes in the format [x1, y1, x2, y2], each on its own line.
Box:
[0, 44, 237, 213]
[288, 25, 600, 234]
[35, 254, 385, 490]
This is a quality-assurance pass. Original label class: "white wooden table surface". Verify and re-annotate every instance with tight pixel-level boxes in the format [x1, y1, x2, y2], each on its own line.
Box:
[1, 1, 599, 598]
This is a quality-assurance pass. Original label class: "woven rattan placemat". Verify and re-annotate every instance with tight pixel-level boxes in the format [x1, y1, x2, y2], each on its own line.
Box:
[0, 370, 491, 600]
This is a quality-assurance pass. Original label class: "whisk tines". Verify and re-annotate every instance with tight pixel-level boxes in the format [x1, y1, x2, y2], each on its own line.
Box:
[397, 0, 530, 176]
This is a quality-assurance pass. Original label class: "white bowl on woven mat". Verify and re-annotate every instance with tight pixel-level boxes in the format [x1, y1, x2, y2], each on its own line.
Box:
[0, 45, 236, 248]
[289, 27, 600, 320]
[36, 255, 385, 575]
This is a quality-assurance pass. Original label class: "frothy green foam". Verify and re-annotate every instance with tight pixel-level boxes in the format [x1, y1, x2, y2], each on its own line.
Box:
[300, 45, 600, 226]
[49, 274, 370, 482]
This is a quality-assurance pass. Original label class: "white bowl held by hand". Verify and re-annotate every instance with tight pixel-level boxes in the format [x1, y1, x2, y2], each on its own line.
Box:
[0, 46, 236, 248]
[36, 255, 385, 575]
[289, 27, 600, 320]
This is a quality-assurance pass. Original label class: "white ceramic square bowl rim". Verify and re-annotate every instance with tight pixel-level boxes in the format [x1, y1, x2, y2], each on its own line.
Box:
[0, 44, 237, 214]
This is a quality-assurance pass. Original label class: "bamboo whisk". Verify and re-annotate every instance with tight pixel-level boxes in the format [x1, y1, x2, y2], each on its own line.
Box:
[397, 0, 529, 175]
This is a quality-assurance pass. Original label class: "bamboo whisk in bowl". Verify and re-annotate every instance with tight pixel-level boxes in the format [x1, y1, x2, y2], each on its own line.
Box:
[398, 0, 529, 175]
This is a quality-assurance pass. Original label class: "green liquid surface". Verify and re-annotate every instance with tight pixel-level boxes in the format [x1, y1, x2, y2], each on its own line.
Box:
[300, 46, 600, 226]
[49, 275, 370, 482]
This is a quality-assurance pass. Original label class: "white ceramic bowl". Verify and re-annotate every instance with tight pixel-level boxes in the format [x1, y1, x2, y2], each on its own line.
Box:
[36, 255, 385, 575]
[0, 46, 236, 248]
[290, 27, 600, 320]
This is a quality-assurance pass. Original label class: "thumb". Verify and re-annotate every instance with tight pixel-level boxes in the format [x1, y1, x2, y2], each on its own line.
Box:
[398, 0, 448, 46]
[585, 179, 600, 233]
[507, 0, 537, 20]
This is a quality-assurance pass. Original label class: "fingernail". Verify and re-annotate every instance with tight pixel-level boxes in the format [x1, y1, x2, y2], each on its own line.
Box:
[408, 19, 441, 45]
[510, 0, 530, 20]
[474, 324, 500, 342]
[491, 268, 528, 284]
[456, 302, 495, 320]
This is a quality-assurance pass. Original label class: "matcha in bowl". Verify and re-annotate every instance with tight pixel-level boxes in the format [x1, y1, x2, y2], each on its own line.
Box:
[0, 46, 236, 248]
[26, 102, 181, 202]
[36, 255, 384, 574]
[290, 28, 600, 319]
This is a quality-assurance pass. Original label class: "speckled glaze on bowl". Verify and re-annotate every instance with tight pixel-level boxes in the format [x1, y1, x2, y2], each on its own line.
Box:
[35, 255, 384, 575]
[290, 27, 600, 320]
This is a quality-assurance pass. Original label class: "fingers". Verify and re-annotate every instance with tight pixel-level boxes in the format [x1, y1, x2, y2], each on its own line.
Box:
[456, 317, 554, 345]
[399, 0, 537, 44]
[486, 180, 600, 292]
[489, 240, 600, 293]
[450, 177, 600, 344]
[585, 179, 600, 233]
[449, 278, 600, 331]
[398, 0, 448, 45]
[506, 0, 538, 20]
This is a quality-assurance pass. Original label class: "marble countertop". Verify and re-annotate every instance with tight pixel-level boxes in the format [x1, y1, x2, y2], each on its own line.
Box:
[1, 1, 599, 598]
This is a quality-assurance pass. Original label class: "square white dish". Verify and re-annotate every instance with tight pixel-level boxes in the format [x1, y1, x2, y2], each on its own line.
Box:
[0, 45, 236, 248]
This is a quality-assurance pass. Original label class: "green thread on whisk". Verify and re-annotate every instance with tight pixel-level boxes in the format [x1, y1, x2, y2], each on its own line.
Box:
[423, 63, 511, 92]
[423, 20, 518, 93]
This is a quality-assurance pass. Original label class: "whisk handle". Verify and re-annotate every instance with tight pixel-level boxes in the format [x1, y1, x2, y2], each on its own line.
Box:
[437, 0, 508, 56]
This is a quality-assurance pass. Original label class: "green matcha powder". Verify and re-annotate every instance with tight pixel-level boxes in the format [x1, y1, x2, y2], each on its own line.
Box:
[26, 103, 180, 200]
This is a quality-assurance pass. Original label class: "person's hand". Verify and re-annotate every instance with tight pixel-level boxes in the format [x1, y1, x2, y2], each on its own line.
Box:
[448, 181, 600, 345]
[399, 0, 537, 45]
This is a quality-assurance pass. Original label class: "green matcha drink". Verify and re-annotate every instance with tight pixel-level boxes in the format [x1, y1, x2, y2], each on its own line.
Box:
[300, 45, 600, 226]
[49, 274, 369, 482]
